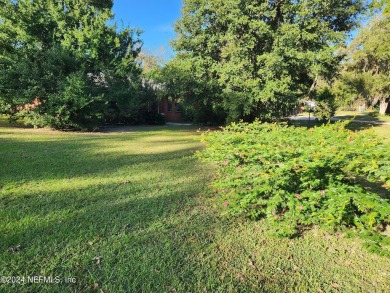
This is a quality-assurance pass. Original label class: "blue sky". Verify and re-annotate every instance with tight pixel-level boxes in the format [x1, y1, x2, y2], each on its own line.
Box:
[112, 0, 182, 60]
[112, 1, 371, 59]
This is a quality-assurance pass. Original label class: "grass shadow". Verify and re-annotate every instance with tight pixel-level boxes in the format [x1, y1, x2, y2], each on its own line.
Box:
[353, 176, 390, 200]
[0, 126, 218, 292]
[288, 118, 384, 132]
[334, 111, 390, 122]
[1, 120, 389, 293]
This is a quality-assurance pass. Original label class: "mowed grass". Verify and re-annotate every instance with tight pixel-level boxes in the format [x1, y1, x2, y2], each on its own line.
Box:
[296, 110, 390, 123]
[290, 118, 390, 144]
[1, 121, 389, 292]
[334, 111, 390, 123]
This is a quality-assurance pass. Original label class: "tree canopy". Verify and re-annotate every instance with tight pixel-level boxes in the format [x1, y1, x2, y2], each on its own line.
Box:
[1, 1, 384, 128]
[0, 0, 148, 129]
[173, 0, 367, 122]
[339, 5, 390, 114]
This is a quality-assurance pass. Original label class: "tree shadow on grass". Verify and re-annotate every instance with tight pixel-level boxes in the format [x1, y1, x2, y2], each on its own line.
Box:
[334, 111, 390, 123]
[0, 138, 206, 251]
[5, 125, 385, 292]
[0, 127, 295, 292]
[100, 124, 201, 133]
[0, 134, 201, 184]
[353, 176, 390, 200]
[0, 141, 213, 291]
[288, 118, 384, 132]
[0, 178, 278, 293]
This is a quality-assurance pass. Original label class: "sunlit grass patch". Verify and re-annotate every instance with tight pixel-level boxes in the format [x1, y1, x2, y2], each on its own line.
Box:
[1, 123, 389, 292]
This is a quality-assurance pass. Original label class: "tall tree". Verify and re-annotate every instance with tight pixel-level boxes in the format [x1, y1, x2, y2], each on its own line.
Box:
[342, 4, 390, 114]
[0, 0, 143, 129]
[155, 55, 226, 124]
[174, 0, 366, 122]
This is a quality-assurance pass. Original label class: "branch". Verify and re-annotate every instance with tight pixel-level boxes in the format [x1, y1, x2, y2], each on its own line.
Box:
[307, 75, 318, 96]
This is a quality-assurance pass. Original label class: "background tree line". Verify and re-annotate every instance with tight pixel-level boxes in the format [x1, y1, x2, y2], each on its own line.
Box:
[333, 0, 389, 115]
[156, 0, 389, 123]
[0, 0, 161, 130]
[1, 0, 389, 129]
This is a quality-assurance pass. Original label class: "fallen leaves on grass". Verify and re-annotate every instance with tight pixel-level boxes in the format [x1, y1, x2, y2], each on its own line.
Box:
[119, 180, 131, 185]
[8, 245, 21, 253]
[248, 257, 257, 270]
[330, 283, 341, 289]
[93, 256, 102, 265]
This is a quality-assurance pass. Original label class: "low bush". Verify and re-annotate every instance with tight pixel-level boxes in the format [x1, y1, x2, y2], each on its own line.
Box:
[197, 121, 390, 255]
[144, 112, 166, 125]
[314, 88, 337, 121]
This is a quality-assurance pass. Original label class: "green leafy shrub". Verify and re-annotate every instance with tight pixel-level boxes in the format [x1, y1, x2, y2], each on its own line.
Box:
[23, 72, 105, 131]
[0, 2, 147, 131]
[314, 88, 337, 121]
[197, 121, 390, 254]
[144, 112, 166, 125]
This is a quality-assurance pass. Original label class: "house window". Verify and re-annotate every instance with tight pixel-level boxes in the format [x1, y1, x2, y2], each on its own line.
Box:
[175, 101, 183, 112]
[167, 99, 172, 112]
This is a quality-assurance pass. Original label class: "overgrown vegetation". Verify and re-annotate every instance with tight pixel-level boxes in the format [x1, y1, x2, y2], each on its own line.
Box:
[197, 121, 390, 255]
[1, 1, 388, 127]
[152, 57, 227, 125]
[151, 0, 389, 124]
[1, 121, 390, 292]
[331, 1, 390, 114]
[0, 0, 156, 130]
[172, 0, 366, 122]
[313, 87, 337, 121]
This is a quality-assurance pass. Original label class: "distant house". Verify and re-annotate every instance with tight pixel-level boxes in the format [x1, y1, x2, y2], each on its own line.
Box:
[158, 97, 184, 122]
[141, 77, 185, 122]
[303, 100, 316, 109]
[295, 100, 316, 113]
[16, 97, 42, 112]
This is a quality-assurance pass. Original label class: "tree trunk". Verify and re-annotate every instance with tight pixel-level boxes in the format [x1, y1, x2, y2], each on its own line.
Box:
[379, 97, 389, 115]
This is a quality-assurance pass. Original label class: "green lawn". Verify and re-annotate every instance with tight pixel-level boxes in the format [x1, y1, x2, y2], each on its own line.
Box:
[1, 121, 389, 292]
[290, 118, 390, 144]
[334, 111, 390, 123]
[297, 110, 390, 123]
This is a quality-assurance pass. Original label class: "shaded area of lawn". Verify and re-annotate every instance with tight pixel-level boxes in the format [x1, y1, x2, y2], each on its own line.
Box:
[1, 124, 389, 292]
[289, 118, 390, 144]
[295, 110, 390, 123]
[334, 111, 390, 123]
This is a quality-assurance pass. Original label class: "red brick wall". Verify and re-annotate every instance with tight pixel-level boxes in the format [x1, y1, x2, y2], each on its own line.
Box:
[159, 97, 184, 122]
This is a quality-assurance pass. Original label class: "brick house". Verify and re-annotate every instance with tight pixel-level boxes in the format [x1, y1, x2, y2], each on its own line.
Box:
[158, 97, 184, 122]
